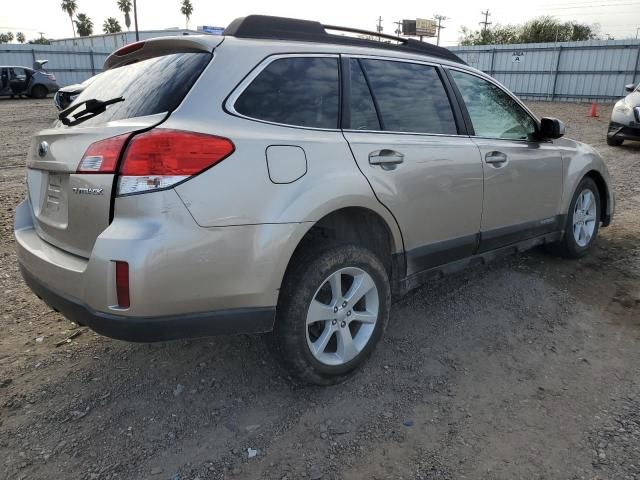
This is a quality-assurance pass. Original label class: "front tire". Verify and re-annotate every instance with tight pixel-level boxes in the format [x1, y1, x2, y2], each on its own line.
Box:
[550, 177, 601, 258]
[273, 243, 391, 385]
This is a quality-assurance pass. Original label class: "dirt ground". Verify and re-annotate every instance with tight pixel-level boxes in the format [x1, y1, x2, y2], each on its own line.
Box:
[0, 98, 639, 480]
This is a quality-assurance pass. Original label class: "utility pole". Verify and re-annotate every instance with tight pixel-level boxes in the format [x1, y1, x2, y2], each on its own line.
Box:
[133, 0, 140, 41]
[636, 27, 639, 39]
[434, 15, 448, 46]
[376, 16, 383, 41]
[394, 20, 402, 37]
[480, 10, 491, 34]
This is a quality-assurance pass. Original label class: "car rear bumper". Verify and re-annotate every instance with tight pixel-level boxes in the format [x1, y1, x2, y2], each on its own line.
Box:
[14, 190, 307, 341]
[608, 122, 640, 141]
[20, 264, 275, 341]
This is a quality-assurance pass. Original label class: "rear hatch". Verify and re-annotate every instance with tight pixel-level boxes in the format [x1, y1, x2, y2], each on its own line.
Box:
[25, 39, 217, 258]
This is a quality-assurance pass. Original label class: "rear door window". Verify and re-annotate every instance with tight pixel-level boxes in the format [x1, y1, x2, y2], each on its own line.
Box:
[359, 59, 458, 135]
[66, 52, 211, 127]
[234, 57, 340, 129]
[347, 59, 380, 131]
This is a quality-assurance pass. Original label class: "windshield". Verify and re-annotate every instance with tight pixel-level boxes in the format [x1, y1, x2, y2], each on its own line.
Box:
[63, 52, 211, 127]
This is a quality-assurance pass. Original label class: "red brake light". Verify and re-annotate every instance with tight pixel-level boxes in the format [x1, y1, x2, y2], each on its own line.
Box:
[77, 134, 130, 173]
[115, 261, 130, 308]
[117, 129, 234, 195]
[114, 41, 145, 56]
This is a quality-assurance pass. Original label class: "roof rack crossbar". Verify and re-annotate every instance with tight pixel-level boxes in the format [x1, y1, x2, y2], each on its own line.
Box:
[322, 24, 406, 44]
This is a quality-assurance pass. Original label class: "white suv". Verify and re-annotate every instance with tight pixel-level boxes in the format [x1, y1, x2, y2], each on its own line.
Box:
[608, 82, 640, 146]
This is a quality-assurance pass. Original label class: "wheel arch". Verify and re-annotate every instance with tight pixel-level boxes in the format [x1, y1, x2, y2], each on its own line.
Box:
[584, 170, 610, 225]
[278, 206, 406, 301]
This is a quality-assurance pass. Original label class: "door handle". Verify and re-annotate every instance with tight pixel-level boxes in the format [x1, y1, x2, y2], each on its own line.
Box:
[485, 151, 508, 166]
[369, 149, 404, 169]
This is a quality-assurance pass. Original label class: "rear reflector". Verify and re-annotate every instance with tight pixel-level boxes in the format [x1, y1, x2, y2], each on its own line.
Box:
[77, 134, 130, 173]
[117, 129, 234, 195]
[115, 261, 130, 308]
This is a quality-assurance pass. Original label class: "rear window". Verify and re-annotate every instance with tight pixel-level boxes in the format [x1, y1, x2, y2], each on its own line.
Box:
[64, 52, 210, 127]
[234, 57, 340, 129]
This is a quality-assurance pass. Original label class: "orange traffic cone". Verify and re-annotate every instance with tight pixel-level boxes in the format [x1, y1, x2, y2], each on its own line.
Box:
[587, 102, 599, 117]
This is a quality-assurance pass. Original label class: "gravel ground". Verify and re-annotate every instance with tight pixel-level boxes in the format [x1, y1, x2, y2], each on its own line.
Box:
[0, 98, 639, 480]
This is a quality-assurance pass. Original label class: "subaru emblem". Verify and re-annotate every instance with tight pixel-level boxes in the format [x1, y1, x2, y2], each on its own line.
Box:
[38, 141, 49, 158]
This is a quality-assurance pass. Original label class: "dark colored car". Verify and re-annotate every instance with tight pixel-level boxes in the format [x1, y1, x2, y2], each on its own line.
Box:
[0, 65, 60, 99]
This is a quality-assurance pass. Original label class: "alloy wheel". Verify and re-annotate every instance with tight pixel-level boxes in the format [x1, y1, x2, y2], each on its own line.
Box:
[305, 267, 379, 366]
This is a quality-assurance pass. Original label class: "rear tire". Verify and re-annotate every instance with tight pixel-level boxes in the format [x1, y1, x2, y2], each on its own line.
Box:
[273, 243, 391, 385]
[31, 85, 47, 99]
[607, 136, 623, 146]
[549, 177, 601, 259]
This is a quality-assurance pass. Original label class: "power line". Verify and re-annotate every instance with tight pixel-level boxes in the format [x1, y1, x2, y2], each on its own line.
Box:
[544, 2, 640, 10]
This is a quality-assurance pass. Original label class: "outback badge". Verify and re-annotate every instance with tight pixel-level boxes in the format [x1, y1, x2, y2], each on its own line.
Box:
[72, 187, 104, 195]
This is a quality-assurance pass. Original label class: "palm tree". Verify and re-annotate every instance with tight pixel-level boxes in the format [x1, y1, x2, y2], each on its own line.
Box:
[117, 0, 132, 30]
[74, 13, 94, 37]
[16, 32, 26, 43]
[180, 0, 194, 29]
[103, 17, 122, 34]
[60, 0, 78, 37]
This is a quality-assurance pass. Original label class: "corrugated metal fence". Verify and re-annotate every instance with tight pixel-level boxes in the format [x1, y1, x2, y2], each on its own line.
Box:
[0, 44, 110, 86]
[2, 39, 640, 100]
[450, 39, 640, 102]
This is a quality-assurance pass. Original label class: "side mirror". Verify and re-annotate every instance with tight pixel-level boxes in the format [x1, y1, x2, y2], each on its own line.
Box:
[625, 83, 636, 93]
[539, 117, 565, 139]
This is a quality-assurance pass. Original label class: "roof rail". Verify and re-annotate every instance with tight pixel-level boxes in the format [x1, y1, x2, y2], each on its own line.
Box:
[223, 15, 466, 65]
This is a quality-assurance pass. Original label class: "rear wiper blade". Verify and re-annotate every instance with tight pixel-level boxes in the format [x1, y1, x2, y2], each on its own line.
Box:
[58, 97, 125, 126]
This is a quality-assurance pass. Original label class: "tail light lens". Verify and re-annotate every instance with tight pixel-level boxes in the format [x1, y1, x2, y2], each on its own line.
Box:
[77, 134, 130, 173]
[115, 261, 130, 308]
[117, 129, 234, 195]
[46, 73, 56, 81]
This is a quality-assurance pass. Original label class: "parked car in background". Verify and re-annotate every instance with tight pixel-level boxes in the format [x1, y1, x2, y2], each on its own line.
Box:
[607, 83, 640, 146]
[15, 16, 615, 385]
[54, 76, 95, 110]
[0, 65, 59, 99]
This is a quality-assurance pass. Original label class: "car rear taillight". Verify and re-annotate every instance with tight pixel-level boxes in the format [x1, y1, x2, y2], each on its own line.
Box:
[46, 73, 56, 81]
[77, 134, 130, 173]
[115, 261, 130, 308]
[117, 129, 234, 195]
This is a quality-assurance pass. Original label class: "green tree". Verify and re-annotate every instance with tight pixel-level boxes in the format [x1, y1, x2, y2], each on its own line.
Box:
[60, 0, 78, 37]
[74, 13, 94, 36]
[28, 37, 51, 45]
[180, 0, 194, 29]
[103, 17, 122, 34]
[0, 33, 12, 44]
[16, 32, 26, 43]
[117, 0, 132, 30]
[460, 16, 598, 45]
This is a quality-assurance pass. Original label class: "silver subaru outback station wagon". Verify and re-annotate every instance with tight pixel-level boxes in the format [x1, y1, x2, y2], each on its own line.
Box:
[15, 16, 614, 384]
